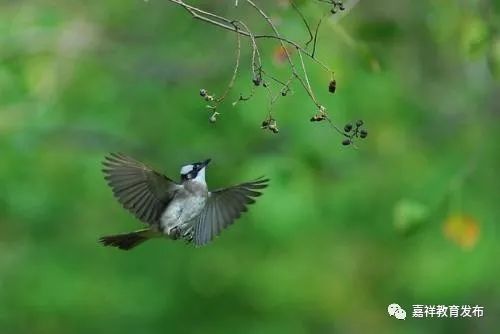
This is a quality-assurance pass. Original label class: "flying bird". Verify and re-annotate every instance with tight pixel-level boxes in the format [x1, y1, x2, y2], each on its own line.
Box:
[99, 153, 269, 250]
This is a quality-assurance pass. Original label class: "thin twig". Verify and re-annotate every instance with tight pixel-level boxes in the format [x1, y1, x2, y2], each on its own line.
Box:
[234, 20, 262, 82]
[263, 78, 275, 118]
[233, 87, 255, 104]
[297, 47, 318, 105]
[215, 26, 241, 105]
[325, 116, 347, 136]
[245, 0, 320, 108]
[230, 19, 262, 107]
[166, 0, 333, 74]
[290, 1, 314, 49]
[261, 70, 289, 87]
[311, 14, 327, 58]
[174, 0, 235, 26]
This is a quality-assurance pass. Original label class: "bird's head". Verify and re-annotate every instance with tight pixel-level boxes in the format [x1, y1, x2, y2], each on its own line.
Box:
[180, 159, 211, 183]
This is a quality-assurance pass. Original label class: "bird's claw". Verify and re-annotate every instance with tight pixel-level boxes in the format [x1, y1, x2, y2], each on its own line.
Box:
[168, 226, 181, 240]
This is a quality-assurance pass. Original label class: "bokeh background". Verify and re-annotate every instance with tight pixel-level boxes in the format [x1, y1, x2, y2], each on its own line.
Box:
[1, 0, 499, 333]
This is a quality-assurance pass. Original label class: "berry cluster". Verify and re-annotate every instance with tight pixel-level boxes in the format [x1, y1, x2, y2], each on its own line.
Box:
[342, 120, 368, 146]
[330, 1, 345, 14]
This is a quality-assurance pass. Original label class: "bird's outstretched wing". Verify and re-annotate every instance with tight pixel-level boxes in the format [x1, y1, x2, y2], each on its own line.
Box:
[192, 177, 269, 246]
[102, 153, 180, 225]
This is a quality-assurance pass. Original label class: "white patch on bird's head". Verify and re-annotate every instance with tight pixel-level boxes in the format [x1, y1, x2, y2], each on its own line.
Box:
[180, 164, 194, 175]
[180, 159, 210, 183]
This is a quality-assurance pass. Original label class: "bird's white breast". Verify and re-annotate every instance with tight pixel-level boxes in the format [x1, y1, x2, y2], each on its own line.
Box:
[160, 184, 207, 234]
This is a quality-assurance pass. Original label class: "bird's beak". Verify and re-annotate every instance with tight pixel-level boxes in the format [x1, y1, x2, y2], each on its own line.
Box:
[202, 158, 211, 167]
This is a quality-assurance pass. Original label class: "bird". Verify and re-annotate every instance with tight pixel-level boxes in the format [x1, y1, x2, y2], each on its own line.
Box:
[99, 153, 269, 250]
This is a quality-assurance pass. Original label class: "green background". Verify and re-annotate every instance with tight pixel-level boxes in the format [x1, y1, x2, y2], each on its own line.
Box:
[0, 0, 499, 333]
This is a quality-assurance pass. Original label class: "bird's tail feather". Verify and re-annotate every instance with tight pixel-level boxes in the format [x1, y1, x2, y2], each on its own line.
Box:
[99, 229, 156, 250]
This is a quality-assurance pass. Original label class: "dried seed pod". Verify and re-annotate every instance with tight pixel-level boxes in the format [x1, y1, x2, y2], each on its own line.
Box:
[360, 129, 368, 138]
[342, 139, 351, 146]
[356, 119, 364, 127]
[328, 80, 336, 93]
[252, 77, 262, 86]
[209, 111, 220, 123]
[267, 119, 279, 133]
[344, 123, 353, 132]
[199, 89, 207, 97]
[310, 114, 326, 122]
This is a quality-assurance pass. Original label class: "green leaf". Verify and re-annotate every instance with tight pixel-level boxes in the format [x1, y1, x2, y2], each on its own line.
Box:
[393, 199, 429, 235]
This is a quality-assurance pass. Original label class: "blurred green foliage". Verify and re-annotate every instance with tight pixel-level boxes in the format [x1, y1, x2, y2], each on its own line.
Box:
[0, 1, 499, 333]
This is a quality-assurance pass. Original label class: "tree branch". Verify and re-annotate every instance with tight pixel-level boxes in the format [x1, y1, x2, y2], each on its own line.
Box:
[166, 0, 332, 74]
[162, 0, 366, 145]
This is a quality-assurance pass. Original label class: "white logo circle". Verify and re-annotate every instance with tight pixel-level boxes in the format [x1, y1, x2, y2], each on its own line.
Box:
[387, 303, 406, 320]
